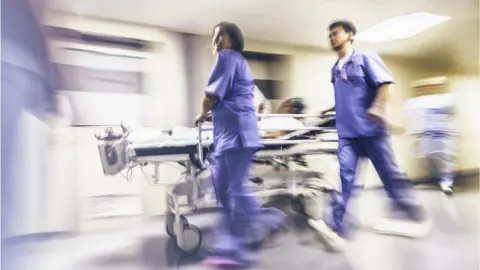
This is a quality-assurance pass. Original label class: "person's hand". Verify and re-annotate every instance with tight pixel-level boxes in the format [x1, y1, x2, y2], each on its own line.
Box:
[318, 109, 330, 118]
[195, 113, 208, 126]
[367, 103, 386, 123]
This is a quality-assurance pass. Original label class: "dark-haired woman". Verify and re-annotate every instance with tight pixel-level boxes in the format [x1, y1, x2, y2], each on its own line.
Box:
[195, 22, 286, 268]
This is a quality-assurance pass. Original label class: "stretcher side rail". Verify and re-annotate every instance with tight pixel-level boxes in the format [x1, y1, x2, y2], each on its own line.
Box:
[408, 131, 459, 137]
[195, 112, 336, 168]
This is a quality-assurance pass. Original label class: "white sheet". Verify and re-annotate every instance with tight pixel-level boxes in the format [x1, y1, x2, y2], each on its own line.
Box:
[127, 126, 213, 147]
[128, 117, 336, 147]
[258, 117, 304, 136]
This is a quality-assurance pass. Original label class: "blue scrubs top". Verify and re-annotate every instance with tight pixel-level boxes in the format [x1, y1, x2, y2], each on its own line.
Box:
[331, 50, 395, 138]
[205, 49, 262, 154]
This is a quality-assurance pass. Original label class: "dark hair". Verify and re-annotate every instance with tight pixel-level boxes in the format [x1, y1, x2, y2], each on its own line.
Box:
[213, 22, 245, 52]
[284, 97, 307, 114]
[328, 20, 357, 36]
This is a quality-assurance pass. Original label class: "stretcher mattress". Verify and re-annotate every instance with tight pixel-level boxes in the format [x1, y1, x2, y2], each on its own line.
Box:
[128, 116, 337, 158]
[132, 141, 319, 157]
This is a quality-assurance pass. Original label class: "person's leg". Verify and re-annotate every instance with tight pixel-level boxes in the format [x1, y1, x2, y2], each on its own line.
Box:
[432, 137, 456, 194]
[363, 136, 424, 218]
[208, 154, 237, 258]
[437, 152, 455, 194]
[308, 138, 360, 251]
[206, 148, 286, 267]
[364, 136, 431, 237]
[225, 148, 285, 265]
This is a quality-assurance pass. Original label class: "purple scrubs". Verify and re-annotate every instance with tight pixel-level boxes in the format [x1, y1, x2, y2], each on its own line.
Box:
[205, 50, 285, 266]
[327, 50, 422, 236]
[2, 0, 57, 269]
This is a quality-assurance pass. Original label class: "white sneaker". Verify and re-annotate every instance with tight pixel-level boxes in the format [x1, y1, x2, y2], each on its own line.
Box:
[307, 219, 347, 252]
[440, 183, 454, 195]
[373, 216, 433, 238]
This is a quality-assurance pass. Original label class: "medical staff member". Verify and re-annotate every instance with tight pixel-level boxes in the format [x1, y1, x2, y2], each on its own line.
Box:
[2, 0, 58, 269]
[195, 22, 286, 268]
[311, 20, 430, 251]
[405, 77, 456, 194]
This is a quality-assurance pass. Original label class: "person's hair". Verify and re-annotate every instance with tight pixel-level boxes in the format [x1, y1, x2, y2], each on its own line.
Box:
[328, 20, 357, 37]
[213, 22, 245, 52]
[278, 97, 306, 114]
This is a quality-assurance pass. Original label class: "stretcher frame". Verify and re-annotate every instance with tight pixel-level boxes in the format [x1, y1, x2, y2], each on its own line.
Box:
[95, 113, 339, 254]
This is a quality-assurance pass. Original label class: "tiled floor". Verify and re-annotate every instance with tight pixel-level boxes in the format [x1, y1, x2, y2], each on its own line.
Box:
[4, 188, 479, 270]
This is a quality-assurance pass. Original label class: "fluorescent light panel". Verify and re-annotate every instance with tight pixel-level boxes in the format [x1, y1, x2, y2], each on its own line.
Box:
[355, 12, 451, 43]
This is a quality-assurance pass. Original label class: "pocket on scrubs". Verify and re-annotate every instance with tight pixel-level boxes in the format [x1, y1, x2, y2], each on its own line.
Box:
[346, 70, 366, 87]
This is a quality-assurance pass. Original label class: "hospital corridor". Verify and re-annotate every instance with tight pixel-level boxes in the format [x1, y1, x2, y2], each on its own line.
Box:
[1, 0, 479, 269]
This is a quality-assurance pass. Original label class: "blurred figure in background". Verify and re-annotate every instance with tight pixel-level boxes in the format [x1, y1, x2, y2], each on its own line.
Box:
[1, 0, 58, 267]
[195, 22, 286, 268]
[404, 77, 457, 194]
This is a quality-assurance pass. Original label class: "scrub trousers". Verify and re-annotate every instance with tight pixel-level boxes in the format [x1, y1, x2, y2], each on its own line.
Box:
[210, 147, 286, 265]
[328, 136, 423, 236]
[416, 134, 456, 187]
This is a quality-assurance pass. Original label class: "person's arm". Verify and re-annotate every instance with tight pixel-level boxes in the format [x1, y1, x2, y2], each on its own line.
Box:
[362, 52, 395, 120]
[319, 105, 335, 116]
[323, 106, 336, 113]
[199, 94, 216, 117]
[196, 51, 236, 124]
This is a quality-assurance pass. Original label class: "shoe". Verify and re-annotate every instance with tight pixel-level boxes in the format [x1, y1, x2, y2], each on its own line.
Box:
[201, 256, 254, 269]
[246, 222, 288, 249]
[307, 219, 347, 252]
[440, 183, 454, 195]
[202, 256, 244, 269]
[373, 205, 432, 238]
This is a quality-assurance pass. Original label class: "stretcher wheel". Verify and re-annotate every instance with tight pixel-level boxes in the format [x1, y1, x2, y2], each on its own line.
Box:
[165, 213, 188, 237]
[176, 224, 202, 255]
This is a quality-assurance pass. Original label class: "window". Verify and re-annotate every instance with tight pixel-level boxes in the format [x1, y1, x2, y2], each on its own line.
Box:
[52, 43, 149, 126]
[57, 48, 144, 94]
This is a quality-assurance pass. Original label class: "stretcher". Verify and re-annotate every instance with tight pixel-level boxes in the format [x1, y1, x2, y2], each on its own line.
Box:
[94, 113, 339, 254]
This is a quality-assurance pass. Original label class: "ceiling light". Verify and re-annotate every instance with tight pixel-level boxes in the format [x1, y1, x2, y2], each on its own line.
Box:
[355, 12, 451, 43]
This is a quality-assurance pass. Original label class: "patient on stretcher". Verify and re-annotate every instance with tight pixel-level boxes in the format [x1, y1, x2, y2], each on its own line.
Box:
[125, 97, 333, 146]
[260, 98, 308, 139]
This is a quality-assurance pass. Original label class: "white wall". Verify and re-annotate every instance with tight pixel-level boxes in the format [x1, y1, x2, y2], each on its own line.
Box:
[39, 14, 192, 234]
[447, 76, 480, 171]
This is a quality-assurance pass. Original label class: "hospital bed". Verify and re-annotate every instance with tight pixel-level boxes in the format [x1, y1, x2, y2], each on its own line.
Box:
[94, 113, 339, 254]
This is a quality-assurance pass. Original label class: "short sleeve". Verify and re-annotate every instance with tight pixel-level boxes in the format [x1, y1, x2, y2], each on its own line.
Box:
[330, 63, 338, 83]
[362, 52, 395, 88]
[205, 50, 236, 100]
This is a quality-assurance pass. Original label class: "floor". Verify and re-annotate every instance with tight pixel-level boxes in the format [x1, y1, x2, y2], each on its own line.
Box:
[4, 188, 479, 270]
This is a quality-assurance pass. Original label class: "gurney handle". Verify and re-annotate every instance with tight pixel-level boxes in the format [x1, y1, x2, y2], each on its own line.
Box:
[197, 123, 205, 168]
[258, 113, 334, 118]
